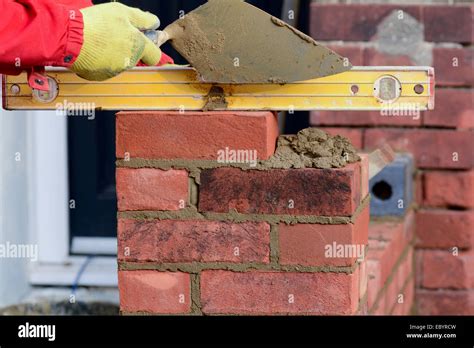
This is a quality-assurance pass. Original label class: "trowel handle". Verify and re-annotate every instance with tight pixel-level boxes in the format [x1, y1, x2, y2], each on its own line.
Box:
[143, 30, 170, 48]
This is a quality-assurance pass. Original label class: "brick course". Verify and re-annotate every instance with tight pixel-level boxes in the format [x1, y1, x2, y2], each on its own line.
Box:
[116, 168, 189, 211]
[199, 164, 362, 216]
[116, 111, 279, 160]
[118, 219, 271, 264]
[119, 271, 191, 314]
[423, 171, 474, 209]
[279, 206, 369, 267]
[416, 209, 474, 249]
[200, 270, 360, 315]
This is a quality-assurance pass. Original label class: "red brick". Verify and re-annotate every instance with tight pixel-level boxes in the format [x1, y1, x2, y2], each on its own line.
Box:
[368, 241, 392, 311]
[423, 89, 474, 128]
[421, 249, 474, 290]
[416, 289, 474, 315]
[403, 277, 415, 315]
[116, 168, 188, 211]
[369, 218, 401, 245]
[416, 209, 474, 249]
[371, 300, 385, 316]
[424, 5, 473, 43]
[423, 170, 474, 208]
[384, 273, 399, 314]
[118, 219, 270, 263]
[312, 111, 422, 127]
[369, 211, 415, 254]
[119, 271, 191, 314]
[199, 164, 362, 216]
[315, 127, 364, 149]
[364, 129, 474, 169]
[404, 210, 416, 245]
[359, 259, 368, 300]
[433, 47, 474, 87]
[116, 111, 279, 160]
[347, 162, 362, 211]
[364, 48, 415, 66]
[392, 301, 404, 316]
[392, 257, 414, 315]
[358, 299, 369, 316]
[279, 205, 369, 267]
[200, 270, 360, 315]
[415, 171, 423, 204]
[368, 215, 412, 288]
[367, 258, 382, 311]
[415, 250, 424, 289]
[359, 153, 370, 200]
[310, 4, 421, 41]
[325, 44, 364, 66]
[397, 248, 413, 294]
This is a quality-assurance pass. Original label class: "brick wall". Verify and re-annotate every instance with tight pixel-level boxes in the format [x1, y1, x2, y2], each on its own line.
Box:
[116, 111, 370, 315]
[366, 154, 416, 315]
[367, 212, 416, 315]
[309, 3, 474, 314]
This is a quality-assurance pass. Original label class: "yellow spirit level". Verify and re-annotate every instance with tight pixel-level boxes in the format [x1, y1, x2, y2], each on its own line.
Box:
[2, 66, 434, 111]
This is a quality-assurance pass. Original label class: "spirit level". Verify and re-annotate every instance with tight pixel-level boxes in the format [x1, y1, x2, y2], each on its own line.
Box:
[2, 66, 434, 111]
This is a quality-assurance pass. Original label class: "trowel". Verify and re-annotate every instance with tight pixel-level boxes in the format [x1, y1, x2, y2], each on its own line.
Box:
[146, 0, 351, 84]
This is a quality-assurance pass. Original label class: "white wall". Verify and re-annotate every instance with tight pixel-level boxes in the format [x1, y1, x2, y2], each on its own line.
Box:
[0, 90, 32, 307]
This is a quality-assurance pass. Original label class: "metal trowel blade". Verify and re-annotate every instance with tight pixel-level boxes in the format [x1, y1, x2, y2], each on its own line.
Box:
[165, 0, 352, 84]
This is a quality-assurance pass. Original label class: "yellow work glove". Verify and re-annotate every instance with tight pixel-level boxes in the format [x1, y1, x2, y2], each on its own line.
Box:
[71, 3, 162, 81]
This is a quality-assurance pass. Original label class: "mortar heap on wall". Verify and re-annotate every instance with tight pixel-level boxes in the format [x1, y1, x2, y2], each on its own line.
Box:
[115, 111, 370, 315]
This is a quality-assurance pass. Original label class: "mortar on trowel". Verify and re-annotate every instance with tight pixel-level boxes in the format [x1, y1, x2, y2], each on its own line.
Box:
[145, 0, 351, 84]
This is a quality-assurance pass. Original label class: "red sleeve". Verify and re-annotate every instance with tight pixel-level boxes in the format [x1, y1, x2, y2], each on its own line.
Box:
[0, 0, 86, 75]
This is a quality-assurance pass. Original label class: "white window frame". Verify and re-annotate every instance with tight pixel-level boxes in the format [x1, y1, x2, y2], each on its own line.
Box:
[27, 111, 117, 287]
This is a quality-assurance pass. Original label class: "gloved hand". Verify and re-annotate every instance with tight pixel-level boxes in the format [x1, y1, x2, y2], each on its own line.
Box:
[71, 2, 162, 81]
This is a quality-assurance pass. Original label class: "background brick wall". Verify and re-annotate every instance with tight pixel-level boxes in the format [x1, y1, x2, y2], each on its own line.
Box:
[367, 212, 416, 315]
[116, 111, 370, 315]
[309, 2, 474, 314]
[365, 154, 416, 315]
